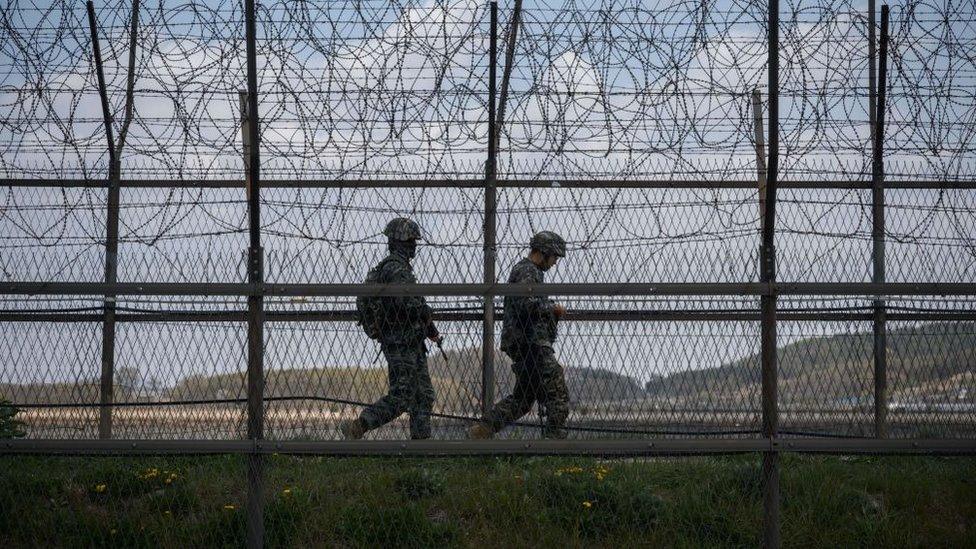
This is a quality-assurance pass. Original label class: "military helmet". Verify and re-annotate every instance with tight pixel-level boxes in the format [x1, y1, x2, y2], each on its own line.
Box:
[383, 217, 423, 241]
[529, 231, 567, 257]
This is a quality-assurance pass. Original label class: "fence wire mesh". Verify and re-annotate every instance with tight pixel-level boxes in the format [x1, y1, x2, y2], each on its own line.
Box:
[1, 0, 975, 545]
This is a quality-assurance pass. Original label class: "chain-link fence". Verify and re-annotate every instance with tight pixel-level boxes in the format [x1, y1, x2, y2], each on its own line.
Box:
[1, 0, 974, 545]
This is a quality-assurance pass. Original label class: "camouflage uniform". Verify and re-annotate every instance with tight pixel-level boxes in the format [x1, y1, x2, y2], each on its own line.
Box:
[481, 233, 570, 439]
[357, 219, 439, 439]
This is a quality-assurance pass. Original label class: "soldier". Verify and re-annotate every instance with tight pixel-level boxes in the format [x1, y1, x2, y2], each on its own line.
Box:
[469, 231, 570, 439]
[340, 217, 442, 440]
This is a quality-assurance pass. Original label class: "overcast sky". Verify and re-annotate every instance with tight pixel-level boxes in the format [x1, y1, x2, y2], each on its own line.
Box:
[0, 0, 973, 389]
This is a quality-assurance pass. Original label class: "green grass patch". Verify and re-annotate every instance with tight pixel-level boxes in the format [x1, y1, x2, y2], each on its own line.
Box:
[0, 454, 973, 548]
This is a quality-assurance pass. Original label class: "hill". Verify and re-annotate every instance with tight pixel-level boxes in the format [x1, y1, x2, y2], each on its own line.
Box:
[166, 345, 645, 414]
[4, 322, 970, 413]
[644, 322, 976, 407]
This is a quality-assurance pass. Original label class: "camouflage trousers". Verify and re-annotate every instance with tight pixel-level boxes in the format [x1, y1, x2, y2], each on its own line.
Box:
[359, 340, 436, 439]
[482, 345, 570, 439]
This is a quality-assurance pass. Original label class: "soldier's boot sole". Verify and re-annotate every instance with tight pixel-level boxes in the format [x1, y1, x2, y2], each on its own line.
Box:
[339, 418, 367, 440]
[467, 422, 494, 440]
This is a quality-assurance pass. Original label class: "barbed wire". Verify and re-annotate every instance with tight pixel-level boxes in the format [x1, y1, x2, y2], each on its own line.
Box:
[0, 1, 974, 417]
[2, 0, 975, 176]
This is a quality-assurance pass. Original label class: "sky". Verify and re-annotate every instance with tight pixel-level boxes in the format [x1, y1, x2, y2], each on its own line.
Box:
[0, 0, 973, 391]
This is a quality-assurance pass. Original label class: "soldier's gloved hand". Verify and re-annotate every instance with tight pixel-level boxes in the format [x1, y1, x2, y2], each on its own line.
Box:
[553, 304, 567, 319]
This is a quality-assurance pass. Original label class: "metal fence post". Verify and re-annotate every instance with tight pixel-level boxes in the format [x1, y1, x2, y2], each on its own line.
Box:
[242, 0, 265, 544]
[482, 1, 499, 416]
[762, 0, 781, 544]
[494, 0, 522, 153]
[87, 0, 138, 440]
[87, 0, 117, 440]
[752, 90, 767, 216]
[872, 4, 890, 439]
[868, 0, 876, 143]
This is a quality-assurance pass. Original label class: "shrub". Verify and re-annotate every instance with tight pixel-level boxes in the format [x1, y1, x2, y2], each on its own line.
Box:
[0, 399, 26, 439]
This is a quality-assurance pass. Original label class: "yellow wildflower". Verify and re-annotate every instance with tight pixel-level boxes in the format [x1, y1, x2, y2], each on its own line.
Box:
[282, 488, 292, 496]
[224, 504, 236, 510]
[94, 484, 107, 493]
[555, 466, 585, 476]
[582, 501, 593, 508]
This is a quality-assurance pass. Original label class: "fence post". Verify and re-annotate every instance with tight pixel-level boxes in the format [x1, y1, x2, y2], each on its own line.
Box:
[86, 0, 117, 440]
[494, 0, 522, 152]
[242, 0, 265, 544]
[762, 0, 781, 544]
[872, 5, 890, 439]
[87, 0, 138, 440]
[482, 1, 499, 416]
[752, 90, 767, 215]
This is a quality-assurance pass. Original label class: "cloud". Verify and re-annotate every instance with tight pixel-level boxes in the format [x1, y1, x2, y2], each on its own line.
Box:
[0, 0, 973, 181]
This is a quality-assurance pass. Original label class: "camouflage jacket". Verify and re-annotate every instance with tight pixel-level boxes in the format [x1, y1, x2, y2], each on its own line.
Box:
[373, 251, 438, 345]
[500, 257, 558, 353]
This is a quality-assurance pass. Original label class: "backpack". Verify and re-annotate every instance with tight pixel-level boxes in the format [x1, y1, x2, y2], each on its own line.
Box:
[355, 259, 388, 340]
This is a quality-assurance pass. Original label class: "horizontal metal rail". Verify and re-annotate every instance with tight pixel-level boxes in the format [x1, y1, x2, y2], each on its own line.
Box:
[12, 398, 976, 416]
[2, 438, 974, 456]
[2, 178, 974, 189]
[2, 310, 974, 323]
[2, 282, 975, 297]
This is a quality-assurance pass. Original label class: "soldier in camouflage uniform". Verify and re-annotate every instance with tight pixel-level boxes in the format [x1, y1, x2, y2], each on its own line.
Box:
[469, 231, 570, 439]
[340, 217, 442, 440]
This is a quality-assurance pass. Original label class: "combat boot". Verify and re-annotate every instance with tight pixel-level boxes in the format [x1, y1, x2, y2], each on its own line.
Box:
[467, 422, 494, 440]
[339, 418, 367, 440]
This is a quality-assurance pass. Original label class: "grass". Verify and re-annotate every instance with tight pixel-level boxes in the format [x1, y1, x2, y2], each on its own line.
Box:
[0, 454, 973, 548]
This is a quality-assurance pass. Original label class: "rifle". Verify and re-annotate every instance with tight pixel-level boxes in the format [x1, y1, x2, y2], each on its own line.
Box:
[435, 337, 449, 363]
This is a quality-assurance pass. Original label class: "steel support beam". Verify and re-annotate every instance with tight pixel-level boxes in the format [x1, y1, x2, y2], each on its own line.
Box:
[762, 0, 782, 542]
[481, 1, 499, 417]
[4, 310, 976, 324]
[86, 0, 120, 440]
[242, 0, 265, 544]
[872, 4, 891, 440]
[3, 178, 974, 189]
[4, 282, 975, 297]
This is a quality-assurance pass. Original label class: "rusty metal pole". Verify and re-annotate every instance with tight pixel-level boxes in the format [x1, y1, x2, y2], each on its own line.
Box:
[868, 0, 876, 157]
[873, 4, 890, 439]
[752, 90, 767, 218]
[494, 0, 522, 152]
[482, 1, 498, 416]
[242, 0, 265, 544]
[88, 0, 138, 441]
[761, 0, 781, 544]
[87, 0, 119, 440]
